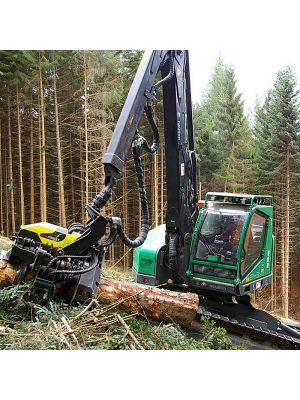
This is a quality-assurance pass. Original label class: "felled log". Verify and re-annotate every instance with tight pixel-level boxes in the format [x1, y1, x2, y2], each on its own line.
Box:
[98, 277, 199, 327]
[0, 258, 17, 288]
[0, 259, 199, 327]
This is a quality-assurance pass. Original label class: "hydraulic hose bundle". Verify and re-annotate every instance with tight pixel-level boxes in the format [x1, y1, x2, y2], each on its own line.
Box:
[115, 52, 175, 248]
[116, 102, 160, 248]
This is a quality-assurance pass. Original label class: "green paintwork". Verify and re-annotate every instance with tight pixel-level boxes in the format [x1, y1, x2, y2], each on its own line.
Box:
[133, 192, 274, 296]
[133, 224, 166, 276]
[188, 192, 274, 294]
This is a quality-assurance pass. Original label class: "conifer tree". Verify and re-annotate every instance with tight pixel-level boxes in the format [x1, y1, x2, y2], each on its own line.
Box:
[194, 57, 254, 194]
[254, 67, 300, 317]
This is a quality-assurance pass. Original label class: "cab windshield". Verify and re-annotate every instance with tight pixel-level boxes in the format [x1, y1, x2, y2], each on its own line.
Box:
[194, 202, 248, 265]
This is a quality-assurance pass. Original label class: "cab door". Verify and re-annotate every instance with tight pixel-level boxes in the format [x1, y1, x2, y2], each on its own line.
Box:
[240, 211, 267, 278]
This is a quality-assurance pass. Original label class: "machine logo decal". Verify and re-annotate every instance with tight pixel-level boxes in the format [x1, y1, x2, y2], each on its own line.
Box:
[40, 231, 66, 242]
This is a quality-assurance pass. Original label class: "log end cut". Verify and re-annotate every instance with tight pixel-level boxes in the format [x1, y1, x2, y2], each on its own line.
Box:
[0, 259, 17, 288]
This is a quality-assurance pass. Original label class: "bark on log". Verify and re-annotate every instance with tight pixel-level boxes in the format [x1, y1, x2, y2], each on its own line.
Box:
[0, 259, 17, 288]
[0, 259, 199, 327]
[98, 277, 199, 327]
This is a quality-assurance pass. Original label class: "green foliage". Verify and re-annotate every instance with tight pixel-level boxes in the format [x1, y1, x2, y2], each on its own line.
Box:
[0, 283, 240, 350]
[254, 67, 300, 193]
[194, 57, 254, 194]
[253, 66, 300, 273]
[199, 316, 243, 349]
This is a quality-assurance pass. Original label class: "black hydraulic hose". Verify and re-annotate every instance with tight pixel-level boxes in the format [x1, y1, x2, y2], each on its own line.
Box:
[46, 253, 95, 276]
[43, 253, 93, 275]
[141, 103, 160, 154]
[89, 179, 114, 210]
[49, 263, 97, 276]
[41, 256, 58, 276]
[153, 51, 175, 90]
[100, 227, 117, 247]
[117, 144, 149, 248]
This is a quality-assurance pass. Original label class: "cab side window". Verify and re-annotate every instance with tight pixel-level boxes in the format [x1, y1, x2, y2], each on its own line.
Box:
[241, 212, 267, 275]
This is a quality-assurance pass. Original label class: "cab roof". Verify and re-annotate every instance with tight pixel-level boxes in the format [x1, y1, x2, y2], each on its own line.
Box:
[204, 192, 273, 206]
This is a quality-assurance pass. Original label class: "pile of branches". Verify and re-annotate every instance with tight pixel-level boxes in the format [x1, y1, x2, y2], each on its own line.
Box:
[0, 284, 240, 350]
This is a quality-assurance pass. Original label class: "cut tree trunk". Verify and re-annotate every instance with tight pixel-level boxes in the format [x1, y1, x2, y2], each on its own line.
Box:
[0, 260, 199, 327]
[98, 277, 199, 327]
[0, 259, 17, 288]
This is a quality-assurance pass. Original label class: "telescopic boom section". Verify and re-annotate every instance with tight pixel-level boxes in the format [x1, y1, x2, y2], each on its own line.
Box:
[161, 51, 198, 282]
[103, 50, 169, 179]
[90, 51, 198, 271]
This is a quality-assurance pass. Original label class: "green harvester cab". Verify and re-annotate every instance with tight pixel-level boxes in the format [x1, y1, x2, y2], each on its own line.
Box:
[133, 192, 274, 297]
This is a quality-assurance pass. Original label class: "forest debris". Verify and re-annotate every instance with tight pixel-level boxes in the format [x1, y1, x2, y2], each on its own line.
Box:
[73, 298, 97, 321]
[117, 313, 144, 349]
[0, 257, 199, 328]
[50, 319, 73, 350]
[61, 316, 80, 349]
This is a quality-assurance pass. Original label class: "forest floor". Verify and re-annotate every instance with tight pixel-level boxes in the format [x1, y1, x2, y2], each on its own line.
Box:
[0, 237, 241, 350]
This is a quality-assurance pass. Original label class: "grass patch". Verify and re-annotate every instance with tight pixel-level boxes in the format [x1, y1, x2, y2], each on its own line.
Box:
[0, 236, 12, 251]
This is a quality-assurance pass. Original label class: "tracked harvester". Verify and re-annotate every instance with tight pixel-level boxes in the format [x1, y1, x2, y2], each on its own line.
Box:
[3, 50, 300, 347]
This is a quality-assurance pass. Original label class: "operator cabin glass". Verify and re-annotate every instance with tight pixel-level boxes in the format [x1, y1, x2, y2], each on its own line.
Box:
[194, 202, 248, 265]
[240, 212, 267, 275]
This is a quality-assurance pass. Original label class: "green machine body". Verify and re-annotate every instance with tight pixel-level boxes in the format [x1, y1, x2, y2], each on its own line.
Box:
[133, 192, 274, 297]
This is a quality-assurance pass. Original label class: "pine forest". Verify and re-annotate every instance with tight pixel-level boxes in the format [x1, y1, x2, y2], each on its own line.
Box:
[0, 50, 299, 320]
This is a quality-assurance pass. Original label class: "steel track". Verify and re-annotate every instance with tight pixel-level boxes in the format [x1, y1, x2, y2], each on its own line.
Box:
[195, 299, 300, 349]
[165, 283, 300, 349]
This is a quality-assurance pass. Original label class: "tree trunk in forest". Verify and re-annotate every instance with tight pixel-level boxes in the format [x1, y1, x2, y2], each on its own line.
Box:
[160, 141, 164, 225]
[280, 182, 285, 316]
[283, 153, 290, 318]
[16, 85, 25, 225]
[79, 128, 86, 222]
[69, 130, 75, 221]
[7, 93, 15, 234]
[0, 120, 3, 234]
[38, 98, 43, 221]
[123, 167, 129, 267]
[53, 66, 66, 227]
[84, 52, 89, 208]
[4, 133, 9, 235]
[272, 204, 277, 311]
[224, 142, 235, 193]
[39, 53, 47, 221]
[153, 152, 158, 226]
[29, 101, 35, 223]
